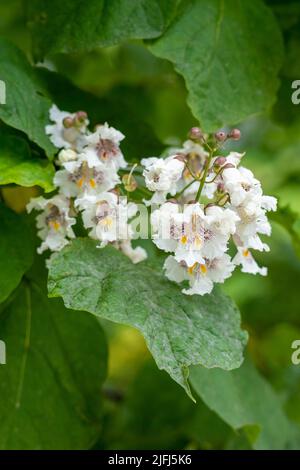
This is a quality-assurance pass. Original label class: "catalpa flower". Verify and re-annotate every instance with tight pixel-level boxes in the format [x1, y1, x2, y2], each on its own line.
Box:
[116, 240, 148, 264]
[27, 195, 76, 254]
[84, 123, 127, 170]
[76, 192, 137, 247]
[46, 105, 89, 151]
[233, 247, 267, 276]
[141, 155, 185, 205]
[151, 202, 238, 268]
[54, 152, 120, 198]
[164, 253, 235, 296]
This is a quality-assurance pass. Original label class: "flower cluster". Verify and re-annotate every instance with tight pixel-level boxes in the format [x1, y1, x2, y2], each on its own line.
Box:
[144, 127, 277, 295]
[28, 106, 277, 296]
[27, 105, 147, 264]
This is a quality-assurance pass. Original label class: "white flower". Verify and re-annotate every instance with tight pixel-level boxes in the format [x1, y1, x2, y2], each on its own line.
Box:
[118, 240, 148, 264]
[141, 155, 185, 205]
[224, 151, 245, 167]
[83, 123, 126, 169]
[184, 254, 235, 295]
[233, 247, 267, 276]
[46, 105, 88, 150]
[151, 202, 182, 253]
[77, 193, 137, 248]
[54, 152, 120, 198]
[222, 166, 262, 207]
[233, 201, 271, 252]
[27, 195, 76, 254]
[163, 256, 189, 284]
[164, 253, 235, 296]
[57, 149, 78, 165]
[174, 203, 237, 266]
[261, 195, 277, 212]
[151, 202, 239, 268]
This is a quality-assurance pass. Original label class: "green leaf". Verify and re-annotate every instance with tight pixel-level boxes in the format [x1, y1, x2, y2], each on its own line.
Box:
[28, 0, 180, 60]
[0, 204, 34, 303]
[0, 39, 55, 156]
[270, 204, 300, 257]
[0, 129, 55, 192]
[99, 360, 194, 450]
[47, 238, 247, 399]
[189, 358, 291, 450]
[150, 0, 284, 131]
[0, 262, 108, 450]
[102, 359, 231, 450]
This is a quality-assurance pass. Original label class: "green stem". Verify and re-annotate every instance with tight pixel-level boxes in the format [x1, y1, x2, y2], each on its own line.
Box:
[195, 150, 214, 202]
[175, 178, 198, 198]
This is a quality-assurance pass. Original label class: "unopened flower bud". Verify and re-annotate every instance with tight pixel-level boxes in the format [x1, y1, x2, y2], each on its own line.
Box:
[74, 111, 87, 127]
[174, 153, 187, 163]
[215, 130, 227, 142]
[188, 127, 203, 141]
[122, 174, 137, 192]
[63, 116, 74, 128]
[217, 182, 225, 193]
[222, 163, 235, 170]
[214, 156, 227, 167]
[167, 198, 178, 204]
[228, 128, 241, 140]
[58, 149, 77, 164]
[109, 188, 119, 196]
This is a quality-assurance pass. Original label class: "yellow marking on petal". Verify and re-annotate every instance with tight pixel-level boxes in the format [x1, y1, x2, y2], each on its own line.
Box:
[200, 264, 207, 274]
[89, 178, 96, 188]
[243, 249, 249, 257]
[194, 235, 202, 247]
[188, 262, 198, 275]
[77, 177, 84, 188]
[50, 221, 60, 231]
[180, 235, 188, 244]
[101, 217, 113, 228]
[183, 168, 192, 181]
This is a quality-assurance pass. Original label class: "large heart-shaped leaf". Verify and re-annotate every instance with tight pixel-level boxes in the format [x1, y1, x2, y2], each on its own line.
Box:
[150, 0, 283, 131]
[0, 39, 55, 156]
[189, 358, 291, 449]
[0, 204, 34, 303]
[47, 238, 248, 399]
[28, 0, 180, 59]
[0, 262, 108, 450]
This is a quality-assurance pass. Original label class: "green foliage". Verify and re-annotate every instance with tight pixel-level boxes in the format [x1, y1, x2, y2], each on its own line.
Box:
[0, 204, 34, 303]
[28, 0, 180, 60]
[0, 39, 55, 156]
[47, 239, 247, 399]
[190, 358, 291, 449]
[0, 128, 55, 191]
[0, 261, 108, 450]
[150, 0, 283, 131]
[270, 204, 300, 256]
